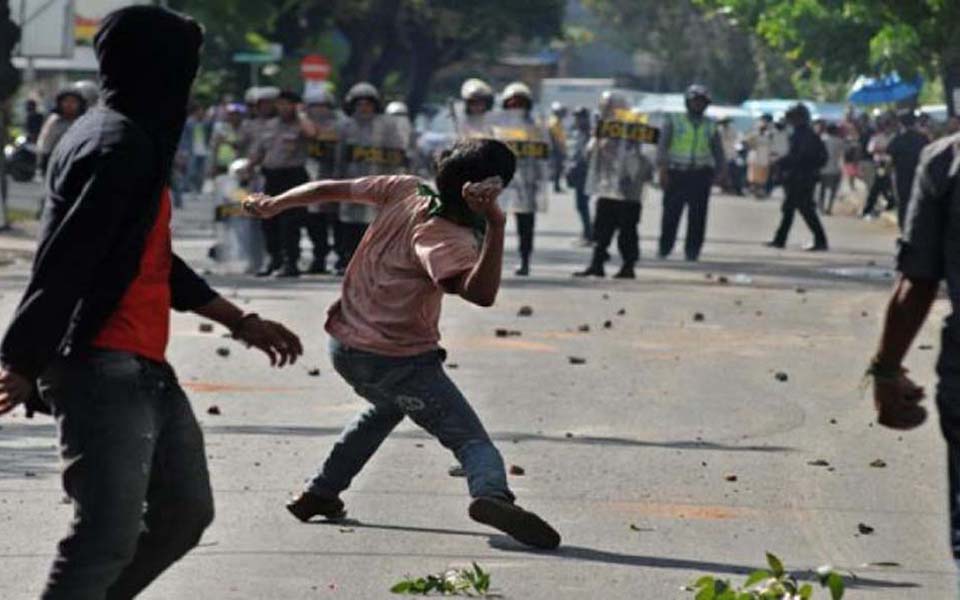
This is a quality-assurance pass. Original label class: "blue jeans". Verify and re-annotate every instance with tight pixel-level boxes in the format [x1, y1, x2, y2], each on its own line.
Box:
[37, 351, 214, 600]
[308, 338, 513, 501]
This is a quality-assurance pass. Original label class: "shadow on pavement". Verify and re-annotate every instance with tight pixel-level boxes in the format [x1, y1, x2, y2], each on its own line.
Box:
[200, 424, 792, 453]
[488, 538, 921, 591]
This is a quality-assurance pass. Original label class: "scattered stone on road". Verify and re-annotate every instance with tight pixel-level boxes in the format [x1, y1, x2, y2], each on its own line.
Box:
[448, 465, 466, 478]
[568, 356, 587, 365]
[775, 371, 789, 382]
[603, 320, 613, 329]
[517, 305, 534, 317]
[796, 287, 806, 294]
[216, 347, 230, 357]
[577, 324, 591, 332]
[207, 405, 221, 416]
[692, 312, 705, 322]
[199, 322, 214, 333]
[717, 276, 729, 285]
[918, 344, 934, 350]
[495, 328, 522, 338]
[616, 308, 626, 316]
[807, 459, 830, 467]
[307, 368, 321, 377]
[858, 523, 875, 535]
[447, 363, 459, 369]
[509, 464, 525, 476]
[725, 474, 738, 482]
[870, 459, 887, 468]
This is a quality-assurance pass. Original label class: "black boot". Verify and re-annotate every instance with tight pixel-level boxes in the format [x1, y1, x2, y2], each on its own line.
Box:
[275, 263, 301, 278]
[307, 259, 329, 275]
[613, 263, 635, 279]
[515, 260, 530, 277]
[256, 259, 282, 278]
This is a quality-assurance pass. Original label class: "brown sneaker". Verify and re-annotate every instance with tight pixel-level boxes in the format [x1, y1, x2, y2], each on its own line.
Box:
[468, 497, 561, 550]
[286, 491, 346, 522]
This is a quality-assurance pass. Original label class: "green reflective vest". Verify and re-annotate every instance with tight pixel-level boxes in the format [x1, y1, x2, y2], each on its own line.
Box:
[667, 113, 716, 169]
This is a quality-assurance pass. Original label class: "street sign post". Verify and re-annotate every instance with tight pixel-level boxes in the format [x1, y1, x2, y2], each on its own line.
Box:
[300, 54, 331, 81]
[232, 43, 283, 87]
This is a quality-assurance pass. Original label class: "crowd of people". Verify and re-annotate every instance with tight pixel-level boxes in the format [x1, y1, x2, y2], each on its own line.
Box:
[23, 72, 957, 282]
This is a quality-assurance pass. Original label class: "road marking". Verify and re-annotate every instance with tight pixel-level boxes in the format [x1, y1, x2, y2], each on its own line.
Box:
[604, 501, 749, 520]
[183, 382, 312, 393]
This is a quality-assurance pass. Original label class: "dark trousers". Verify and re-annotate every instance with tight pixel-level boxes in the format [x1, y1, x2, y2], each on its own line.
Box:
[895, 171, 916, 229]
[339, 222, 369, 269]
[935, 332, 960, 565]
[263, 166, 310, 268]
[773, 179, 828, 247]
[305, 211, 339, 266]
[574, 184, 591, 240]
[515, 213, 535, 263]
[818, 173, 841, 214]
[592, 197, 640, 266]
[862, 172, 894, 216]
[659, 168, 713, 261]
[36, 351, 214, 600]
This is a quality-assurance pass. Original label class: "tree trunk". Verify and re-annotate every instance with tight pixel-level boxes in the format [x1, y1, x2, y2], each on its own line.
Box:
[404, 36, 439, 119]
[942, 43, 960, 118]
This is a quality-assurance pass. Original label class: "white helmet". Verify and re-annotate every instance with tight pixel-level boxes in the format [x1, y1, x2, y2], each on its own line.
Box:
[304, 87, 335, 107]
[243, 87, 260, 104]
[385, 101, 409, 116]
[257, 86, 280, 102]
[73, 80, 100, 107]
[501, 81, 533, 109]
[550, 101, 567, 115]
[461, 78, 494, 102]
[344, 82, 382, 114]
[599, 90, 628, 116]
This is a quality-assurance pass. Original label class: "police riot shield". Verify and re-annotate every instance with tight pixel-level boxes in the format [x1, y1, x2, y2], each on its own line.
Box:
[338, 115, 408, 224]
[210, 163, 264, 274]
[306, 114, 341, 180]
[585, 108, 659, 201]
[490, 109, 550, 213]
[449, 100, 493, 140]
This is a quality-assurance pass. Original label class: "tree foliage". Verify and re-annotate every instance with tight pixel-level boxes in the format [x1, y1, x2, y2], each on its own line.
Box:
[582, 0, 796, 103]
[169, 0, 565, 114]
[698, 0, 960, 113]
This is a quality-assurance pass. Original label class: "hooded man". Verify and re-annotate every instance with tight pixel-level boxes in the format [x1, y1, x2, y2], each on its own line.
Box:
[0, 7, 303, 598]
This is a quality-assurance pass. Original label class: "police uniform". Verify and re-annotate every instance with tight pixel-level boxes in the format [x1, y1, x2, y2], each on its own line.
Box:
[575, 94, 654, 279]
[253, 114, 312, 275]
[305, 94, 344, 273]
[656, 109, 724, 261]
[897, 132, 960, 564]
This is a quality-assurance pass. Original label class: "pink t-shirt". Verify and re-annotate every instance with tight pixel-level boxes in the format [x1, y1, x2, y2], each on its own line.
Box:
[326, 175, 480, 356]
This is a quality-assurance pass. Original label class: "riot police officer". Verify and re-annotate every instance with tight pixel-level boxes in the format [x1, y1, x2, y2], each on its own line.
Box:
[304, 87, 344, 274]
[493, 82, 550, 276]
[337, 82, 408, 271]
[248, 90, 318, 278]
[574, 92, 652, 279]
[458, 78, 495, 138]
[656, 84, 725, 262]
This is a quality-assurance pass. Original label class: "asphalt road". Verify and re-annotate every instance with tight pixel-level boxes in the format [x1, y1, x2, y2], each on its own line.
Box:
[0, 181, 953, 599]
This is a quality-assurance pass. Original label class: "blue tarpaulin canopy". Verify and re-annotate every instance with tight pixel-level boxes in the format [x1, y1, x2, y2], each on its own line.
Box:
[848, 73, 922, 105]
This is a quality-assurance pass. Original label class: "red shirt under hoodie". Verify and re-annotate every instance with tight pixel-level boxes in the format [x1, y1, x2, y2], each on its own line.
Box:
[92, 188, 173, 361]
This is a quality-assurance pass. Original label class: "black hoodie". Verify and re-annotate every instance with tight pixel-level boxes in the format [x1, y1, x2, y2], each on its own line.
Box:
[0, 6, 217, 386]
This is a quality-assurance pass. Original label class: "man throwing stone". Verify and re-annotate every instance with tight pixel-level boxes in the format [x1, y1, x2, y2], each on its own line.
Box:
[244, 139, 562, 550]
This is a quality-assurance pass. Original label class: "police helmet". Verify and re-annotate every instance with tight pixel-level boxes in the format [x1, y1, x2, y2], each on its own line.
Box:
[501, 81, 533, 110]
[685, 84, 712, 103]
[461, 78, 494, 106]
[344, 82, 382, 115]
[257, 87, 281, 102]
[385, 101, 409, 116]
[303, 87, 336, 107]
[550, 101, 567, 116]
[599, 90, 629, 116]
[72, 80, 100, 108]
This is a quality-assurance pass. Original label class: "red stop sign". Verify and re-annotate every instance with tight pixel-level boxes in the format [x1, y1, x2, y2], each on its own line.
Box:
[301, 54, 331, 81]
